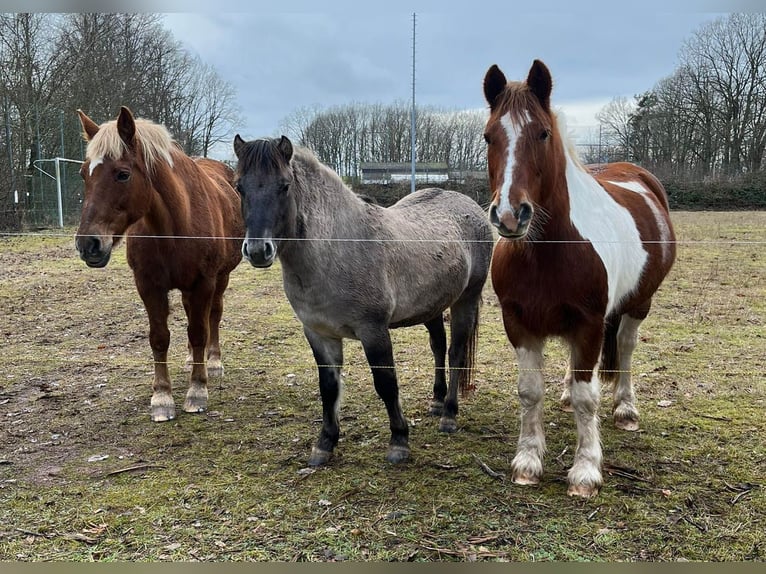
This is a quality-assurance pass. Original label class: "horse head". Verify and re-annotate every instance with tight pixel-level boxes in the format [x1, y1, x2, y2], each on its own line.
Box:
[233, 134, 295, 268]
[483, 60, 562, 240]
[75, 106, 157, 267]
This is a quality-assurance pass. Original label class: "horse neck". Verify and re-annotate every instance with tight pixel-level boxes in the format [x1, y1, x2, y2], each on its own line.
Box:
[278, 155, 363, 263]
[139, 155, 193, 235]
[534, 137, 587, 241]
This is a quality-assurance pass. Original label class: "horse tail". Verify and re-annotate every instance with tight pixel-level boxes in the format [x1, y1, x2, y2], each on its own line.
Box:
[459, 300, 482, 397]
[600, 312, 621, 383]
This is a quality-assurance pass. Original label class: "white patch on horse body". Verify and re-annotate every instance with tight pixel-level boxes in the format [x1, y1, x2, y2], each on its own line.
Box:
[562, 148, 648, 316]
[497, 112, 531, 216]
[89, 157, 104, 176]
[606, 179, 673, 265]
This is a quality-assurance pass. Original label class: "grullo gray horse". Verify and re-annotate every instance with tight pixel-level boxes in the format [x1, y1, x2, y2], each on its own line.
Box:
[233, 135, 493, 466]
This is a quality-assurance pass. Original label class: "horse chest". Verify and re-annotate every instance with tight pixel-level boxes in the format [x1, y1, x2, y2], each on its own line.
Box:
[491, 243, 609, 335]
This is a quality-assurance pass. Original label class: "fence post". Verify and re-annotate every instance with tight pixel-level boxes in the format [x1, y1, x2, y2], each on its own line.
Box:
[54, 157, 63, 228]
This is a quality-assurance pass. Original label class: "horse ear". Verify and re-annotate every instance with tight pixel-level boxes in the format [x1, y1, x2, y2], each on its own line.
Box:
[277, 135, 293, 162]
[77, 109, 100, 141]
[117, 106, 137, 148]
[233, 134, 246, 158]
[526, 59, 552, 111]
[483, 64, 507, 110]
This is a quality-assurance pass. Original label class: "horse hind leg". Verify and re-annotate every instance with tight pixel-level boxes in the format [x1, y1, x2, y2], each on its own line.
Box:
[205, 274, 231, 377]
[424, 316, 447, 417]
[611, 314, 644, 431]
[440, 298, 480, 433]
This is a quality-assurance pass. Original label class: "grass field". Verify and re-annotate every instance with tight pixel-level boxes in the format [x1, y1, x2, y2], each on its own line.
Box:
[0, 211, 764, 561]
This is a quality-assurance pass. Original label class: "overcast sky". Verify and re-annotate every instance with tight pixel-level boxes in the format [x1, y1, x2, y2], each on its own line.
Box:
[160, 8, 725, 161]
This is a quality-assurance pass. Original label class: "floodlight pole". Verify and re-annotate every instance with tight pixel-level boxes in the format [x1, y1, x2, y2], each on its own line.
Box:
[410, 12, 416, 194]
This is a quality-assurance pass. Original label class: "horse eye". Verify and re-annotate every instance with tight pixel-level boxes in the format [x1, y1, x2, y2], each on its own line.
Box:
[540, 129, 551, 141]
[235, 182, 244, 195]
[116, 170, 131, 182]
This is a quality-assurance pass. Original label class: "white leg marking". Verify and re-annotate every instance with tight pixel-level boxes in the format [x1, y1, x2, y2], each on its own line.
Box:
[613, 315, 642, 430]
[567, 372, 603, 497]
[511, 343, 546, 485]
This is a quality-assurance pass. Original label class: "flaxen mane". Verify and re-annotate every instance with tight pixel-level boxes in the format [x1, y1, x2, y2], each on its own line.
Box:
[85, 118, 178, 173]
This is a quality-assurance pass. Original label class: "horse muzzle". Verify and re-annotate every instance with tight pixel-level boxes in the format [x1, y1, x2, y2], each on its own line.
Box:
[75, 234, 113, 268]
[242, 238, 276, 268]
[489, 202, 533, 239]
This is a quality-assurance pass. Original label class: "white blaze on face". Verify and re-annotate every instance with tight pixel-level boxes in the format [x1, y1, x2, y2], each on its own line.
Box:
[496, 112, 531, 217]
[88, 157, 104, 176]
[606, 179, 673, 265]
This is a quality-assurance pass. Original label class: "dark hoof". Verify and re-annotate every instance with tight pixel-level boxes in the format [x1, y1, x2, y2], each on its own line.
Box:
[428, 400, 444, 416]
[439, 416, 458, 433]
[386, 445, 410, 464]
[308, 446, 332, 466]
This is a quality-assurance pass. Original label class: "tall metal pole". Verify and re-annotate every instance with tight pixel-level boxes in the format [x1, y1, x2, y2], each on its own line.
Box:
[410, 12, 416, 194]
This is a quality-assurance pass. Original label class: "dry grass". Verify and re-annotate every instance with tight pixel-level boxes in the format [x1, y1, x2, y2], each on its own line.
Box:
[0, 211, 764, 561]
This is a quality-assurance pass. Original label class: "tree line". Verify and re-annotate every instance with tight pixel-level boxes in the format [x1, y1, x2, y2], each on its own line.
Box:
[280, 102, 487, 180]
[0, 13, 241, 229]
[1, 13, 764, 229]
[597, 13, 766, 179]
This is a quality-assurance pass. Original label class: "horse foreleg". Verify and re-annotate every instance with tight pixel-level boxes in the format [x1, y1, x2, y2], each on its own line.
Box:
[567, 329, 604, 498]
[510, 340, 546, 485]
[424, 316, 447, 418]
[612, 315, 643, 431]
[182, 284, 214, 414]
[303, 329, 344, 466]
[205, 274, 230, 377]
[360, 328, 409, 464]
[141, 289, 174, 422]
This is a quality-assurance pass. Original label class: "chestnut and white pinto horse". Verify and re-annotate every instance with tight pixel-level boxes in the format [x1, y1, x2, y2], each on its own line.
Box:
[483, 60, 676, 497]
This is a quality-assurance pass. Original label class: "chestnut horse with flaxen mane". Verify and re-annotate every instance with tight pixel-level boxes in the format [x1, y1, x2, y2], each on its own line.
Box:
[483, 60, 676, 497]
[75, 107, 244, 423]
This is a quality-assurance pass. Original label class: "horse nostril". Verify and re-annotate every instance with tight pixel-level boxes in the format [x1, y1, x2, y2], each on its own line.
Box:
[263, 241, 275, 261]
[489, 204, 500, 227]
[517, 203, 533, 225]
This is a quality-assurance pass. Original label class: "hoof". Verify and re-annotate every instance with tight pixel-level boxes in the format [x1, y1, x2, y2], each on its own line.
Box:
[151, 405, 176, 422]
[560, 402, 574, 413]
[614, 404, 640, 431]
[438, 416, 458, 433]
[567, 482, 600, 498]
[614, 417, 640, 431]
[308, 446, 332, 467]
[386, 445, 410, 464]
[512, 472, 541, 486]
[207, 359, 224, 377]
[183, 386, 208, 413]
[150, 394, 176, 422]
[428, 400, 444, 416]
[511, 451, 544, 486]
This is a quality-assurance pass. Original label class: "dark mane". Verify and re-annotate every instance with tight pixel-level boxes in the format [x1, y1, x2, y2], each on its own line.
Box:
[236, 138, 288, 174]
